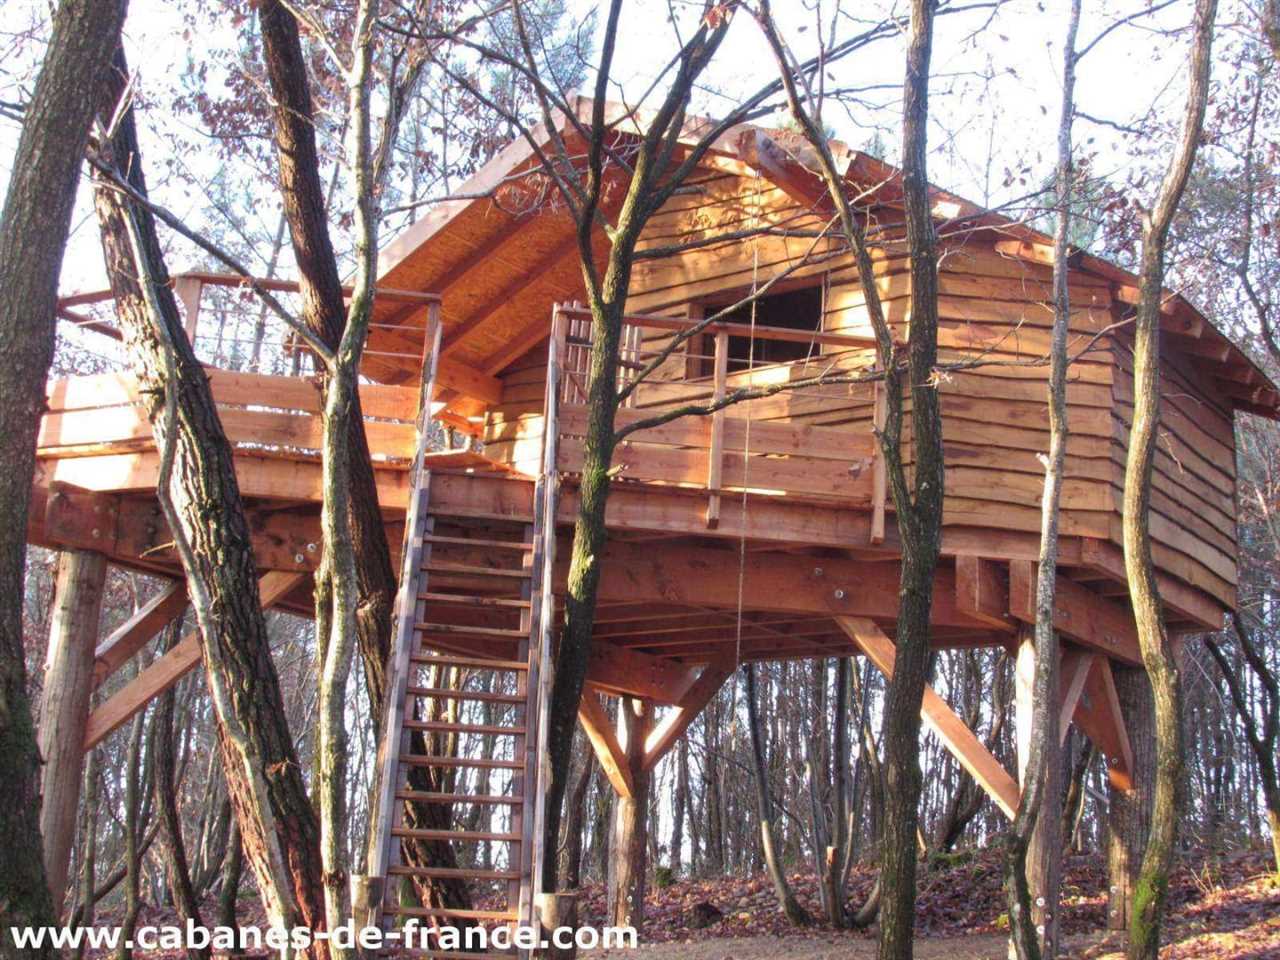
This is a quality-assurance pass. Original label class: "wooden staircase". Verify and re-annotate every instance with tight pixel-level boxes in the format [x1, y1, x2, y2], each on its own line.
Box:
[363, 317, 560, 953]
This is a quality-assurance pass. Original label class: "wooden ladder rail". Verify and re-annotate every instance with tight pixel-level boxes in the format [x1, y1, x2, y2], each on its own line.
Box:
[363, 307, 442, 930]
[521, 307, 566, 935]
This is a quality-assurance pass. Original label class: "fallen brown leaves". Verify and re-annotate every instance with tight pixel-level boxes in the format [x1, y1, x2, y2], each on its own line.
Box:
[573, 845, 1278, 958]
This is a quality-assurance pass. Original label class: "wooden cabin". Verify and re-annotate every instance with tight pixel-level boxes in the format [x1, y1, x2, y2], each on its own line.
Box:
[30, 99, 1278, 937]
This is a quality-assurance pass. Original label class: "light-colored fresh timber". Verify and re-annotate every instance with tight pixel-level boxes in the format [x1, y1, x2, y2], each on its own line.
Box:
[37, 548, 108, 904]
[577, 691, 636, 799]
[640, 654, 735, 773]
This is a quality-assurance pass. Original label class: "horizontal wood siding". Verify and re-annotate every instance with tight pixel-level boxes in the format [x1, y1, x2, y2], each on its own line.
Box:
[475, 166, 1238, 610]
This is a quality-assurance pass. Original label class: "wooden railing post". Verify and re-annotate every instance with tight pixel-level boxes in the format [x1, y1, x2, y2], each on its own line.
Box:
[871, 380, 887, 544]
[705, 330, 728, 528]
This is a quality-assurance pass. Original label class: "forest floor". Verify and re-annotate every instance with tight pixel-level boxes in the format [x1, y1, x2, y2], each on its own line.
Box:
[579, 846, 1280, 959]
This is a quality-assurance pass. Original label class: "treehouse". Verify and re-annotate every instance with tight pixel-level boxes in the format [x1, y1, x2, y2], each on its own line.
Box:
[30, 99, 1277, 939]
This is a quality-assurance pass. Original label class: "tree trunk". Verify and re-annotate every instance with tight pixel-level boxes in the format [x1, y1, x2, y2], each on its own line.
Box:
[218, 818, 245, 949]
[91, 48, 328, 949]
[1061, 736, 1095, 852]
[563, 749, 596, 889]
[151, 623, 210, 960]
[117, 705, 152, 960]
[878, 4, 945, 956]
[608, 698, 652, 929]
[745, 664, 810, 925]
[0, 2, 127, 949]
[37, 549, 108, 910]
[1011, 634, 1064, 959]
[255, 0, 397, 710]
[1107, 666, 1155, 933]
[1005, 6, 1078, 956]
[670, 738, 689, 877]
[72, 748, 101, 960]
[1121, 4, 1215, 955]
[1205, 625, 1280, 875]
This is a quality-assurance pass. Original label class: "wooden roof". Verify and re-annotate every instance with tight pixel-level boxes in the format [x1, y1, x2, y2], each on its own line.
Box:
[370, 97, 1277, 420]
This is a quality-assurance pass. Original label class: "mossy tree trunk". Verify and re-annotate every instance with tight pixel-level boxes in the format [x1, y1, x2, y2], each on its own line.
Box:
[92, 49, 328, 952]
[0, 3, 127, 951]
[756, 3, 944, 954]
[1120, 3, 1215, 956]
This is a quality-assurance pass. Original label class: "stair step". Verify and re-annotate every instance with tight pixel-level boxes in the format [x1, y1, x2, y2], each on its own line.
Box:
[422, 534, 533, 552]
[395, 790, 522, 806]
[405, 720, 527, 736]
[423, 561, 530, 579]
[410, 654, 528, 672]
[405, 686, 523, 704]
[388, 864, 520, 881]
[421, 593, 531, 609]
[382, 904, 519, 922]
[391, 827, 521, 842]
[399, 754, 522, 770]
[415, 622, 527, 639]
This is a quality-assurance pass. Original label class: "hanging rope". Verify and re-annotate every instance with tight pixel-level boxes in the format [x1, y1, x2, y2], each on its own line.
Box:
[726, 170, 763, 744]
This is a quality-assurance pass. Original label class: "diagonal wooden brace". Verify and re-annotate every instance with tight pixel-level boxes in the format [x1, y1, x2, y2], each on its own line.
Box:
[836, 615, 1021, 820]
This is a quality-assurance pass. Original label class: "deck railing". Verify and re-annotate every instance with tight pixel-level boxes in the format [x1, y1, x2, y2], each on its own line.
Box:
[58, 271, 439, 379]
[548, 303, 888, 528]
[46, 273, 444, 470]
[39, 369, 423, 466]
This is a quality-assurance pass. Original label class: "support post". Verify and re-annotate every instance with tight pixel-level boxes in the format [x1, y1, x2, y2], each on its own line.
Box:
[37, 548, 108, 907]
[173, 275, 203, 344]
[871, 380, 887, 544]
[1013, 628, 1063, 957]
[607, 697, 652, 930]
[1106, 664, 1154, 932]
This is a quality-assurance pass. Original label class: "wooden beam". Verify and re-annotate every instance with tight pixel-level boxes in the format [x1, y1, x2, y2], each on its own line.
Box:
[1072, 656, 1134, 791]
[954, 555, 1015, 632]
[83, 571, 305, 750]
[584, 640, 696, 706]
[35, 486, 338, 575]
[435, 357, 503, 406]
[93, 580, 188, 685]
[585, 539, 990, 628]
[837, 616, 1020, 819]
[1058, 646, 1095, 746]
[1008, 560, 1141, 665]
[640, 655, 734, 773]
[577, 692, 635, 799]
